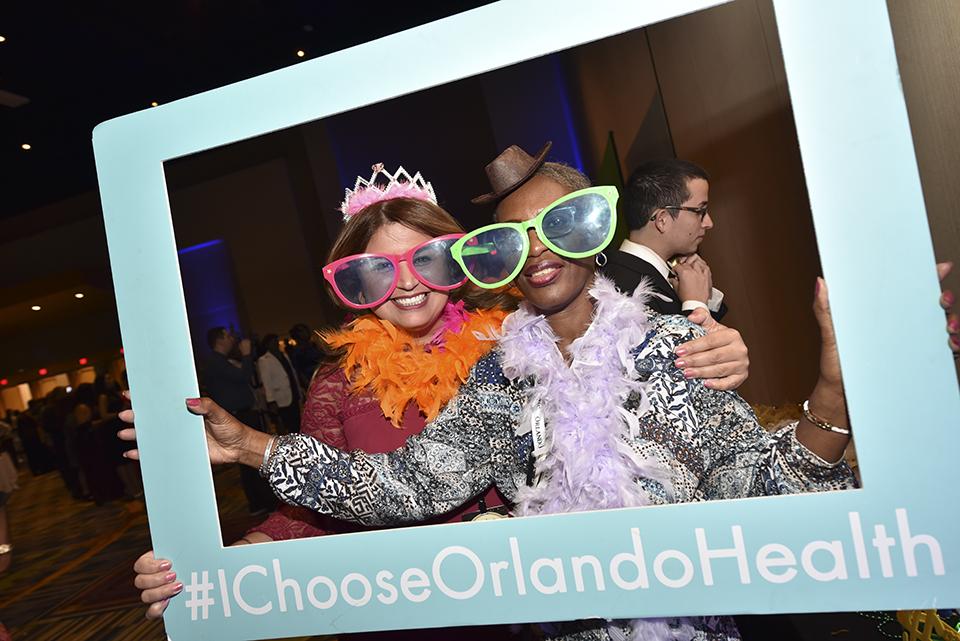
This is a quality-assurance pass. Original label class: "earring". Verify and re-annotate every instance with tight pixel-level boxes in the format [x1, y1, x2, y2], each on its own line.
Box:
[595, 252, 608, 268]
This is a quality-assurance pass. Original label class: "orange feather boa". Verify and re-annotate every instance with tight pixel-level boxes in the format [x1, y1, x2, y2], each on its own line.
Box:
[321, 307, 507, 427]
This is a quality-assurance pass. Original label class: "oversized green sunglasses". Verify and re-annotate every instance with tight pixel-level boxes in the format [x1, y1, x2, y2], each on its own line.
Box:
[450, 186, 619, 289]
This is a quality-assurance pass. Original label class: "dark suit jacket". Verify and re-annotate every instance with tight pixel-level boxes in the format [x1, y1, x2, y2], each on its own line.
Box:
[601, 248, 728, 320]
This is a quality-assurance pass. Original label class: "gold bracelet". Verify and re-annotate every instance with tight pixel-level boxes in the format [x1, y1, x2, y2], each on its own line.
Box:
[801, 399, 850, 436]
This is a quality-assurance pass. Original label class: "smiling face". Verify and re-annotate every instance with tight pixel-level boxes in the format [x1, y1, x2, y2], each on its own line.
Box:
[365, 222, 450, 339]
[495, 175, 596, 315]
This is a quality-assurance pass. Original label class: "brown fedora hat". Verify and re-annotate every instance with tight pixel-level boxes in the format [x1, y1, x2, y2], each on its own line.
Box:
[471, 141, 552, 205]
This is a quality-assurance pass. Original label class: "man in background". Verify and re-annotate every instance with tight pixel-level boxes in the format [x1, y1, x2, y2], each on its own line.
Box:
[203, 327, 275, 515]
[286, 323, 322, 390]
[256, 334, 301, 434]
[604, 159, 728, 320]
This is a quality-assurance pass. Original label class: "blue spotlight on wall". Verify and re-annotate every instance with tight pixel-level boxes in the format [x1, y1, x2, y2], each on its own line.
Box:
[178, 239, 243, 357]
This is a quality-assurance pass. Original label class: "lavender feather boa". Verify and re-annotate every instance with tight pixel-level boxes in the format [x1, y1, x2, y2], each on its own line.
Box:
[500, 275, 669, 516]
[499, 275, 696, 641]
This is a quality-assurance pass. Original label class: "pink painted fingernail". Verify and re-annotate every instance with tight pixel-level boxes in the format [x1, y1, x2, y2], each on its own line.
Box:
[675, 347, 687, 357]
[949, 320, 959, 333]
[703, 380, 715, 389]
[944, 291, 955, 306]
[159, 560, 172, 571]
[675, 359, 687, 368]
[185, 398, 201, 407]
[683, 369, 695, 379]
[165, 572, 177, 582]
[172, 583, 183, 593]
[815, 279, 821, 295]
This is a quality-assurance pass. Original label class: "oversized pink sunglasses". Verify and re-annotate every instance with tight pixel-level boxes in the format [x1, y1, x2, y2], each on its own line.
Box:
[322, 234, 468, 309]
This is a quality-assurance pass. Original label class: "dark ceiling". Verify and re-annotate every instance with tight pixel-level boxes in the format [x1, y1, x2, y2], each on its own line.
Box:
[0, 1, 493, 221]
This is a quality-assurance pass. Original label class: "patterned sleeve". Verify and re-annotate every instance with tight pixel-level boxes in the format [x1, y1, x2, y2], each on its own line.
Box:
[263, 352, 526, 526]
[635, 315, 856, 502]
[299, 368, 348, 450]
[246, 367, 353, 541]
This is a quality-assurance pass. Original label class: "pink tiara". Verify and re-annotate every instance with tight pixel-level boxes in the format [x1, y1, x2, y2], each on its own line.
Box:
[339, 163, 437, 220]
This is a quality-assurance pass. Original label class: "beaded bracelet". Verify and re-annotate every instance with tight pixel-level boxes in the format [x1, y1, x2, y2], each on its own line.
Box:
[801, 399, 851, 436]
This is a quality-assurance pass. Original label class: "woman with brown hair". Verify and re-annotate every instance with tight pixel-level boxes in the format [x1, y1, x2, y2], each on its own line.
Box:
[241, 169, 517, 547]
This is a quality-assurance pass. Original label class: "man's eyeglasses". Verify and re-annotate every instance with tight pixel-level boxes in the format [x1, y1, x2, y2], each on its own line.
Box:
[663, 204, 710, 220]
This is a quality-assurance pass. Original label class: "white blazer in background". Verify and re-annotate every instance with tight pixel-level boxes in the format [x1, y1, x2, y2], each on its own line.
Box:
[257, 351, 295, 408]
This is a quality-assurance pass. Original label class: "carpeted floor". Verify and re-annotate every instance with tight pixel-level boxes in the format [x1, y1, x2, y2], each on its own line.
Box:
[0, 464, 329, 641]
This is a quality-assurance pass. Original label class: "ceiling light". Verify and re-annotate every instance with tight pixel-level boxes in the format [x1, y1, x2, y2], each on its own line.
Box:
[74, 292, 85, 299]
[150, 101, 158, 107]
[0, 36, 6, 43]
[21, 143, 31, 151]
[296, 50, 305, 58]
[31, 305, 41, 311]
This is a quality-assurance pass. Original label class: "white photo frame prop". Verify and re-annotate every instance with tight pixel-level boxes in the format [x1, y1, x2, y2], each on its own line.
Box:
[93, 1, 960, 639]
